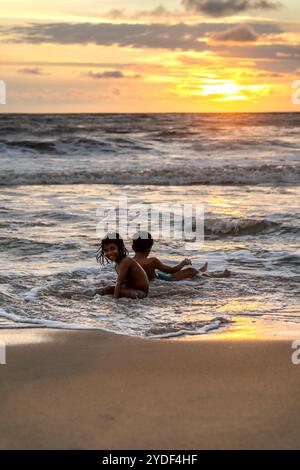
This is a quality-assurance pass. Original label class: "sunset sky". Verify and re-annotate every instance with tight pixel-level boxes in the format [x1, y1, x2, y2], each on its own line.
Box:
[1, 0, 300, 112]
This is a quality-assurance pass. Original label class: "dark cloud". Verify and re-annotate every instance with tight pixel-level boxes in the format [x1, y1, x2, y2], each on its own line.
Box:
[1, 21, 281, 50]
[3, 60, 134, 68]
[2, 22, 205, 50]
[4, 21, 298, 77]
[85, 70, 141, 79]
[210, 24, 258, 42]
[84, 70, 141, 80]
[217, 44, 300, 60]
[86, 70, 124, 79]
[254, 58, 300, 74]
[182, 0, 281, 17]
[18, 67, 46, 75]
[106, 6, 170, 20]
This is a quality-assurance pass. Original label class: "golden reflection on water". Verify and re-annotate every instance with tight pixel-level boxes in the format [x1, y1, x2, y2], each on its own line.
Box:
[178, 316, 300, 342]
[206, 195, 242, 216]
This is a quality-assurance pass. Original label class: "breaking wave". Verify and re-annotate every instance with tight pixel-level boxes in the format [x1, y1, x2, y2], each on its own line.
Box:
[204, 217, 296, 236]
[0, 164, 299, 186]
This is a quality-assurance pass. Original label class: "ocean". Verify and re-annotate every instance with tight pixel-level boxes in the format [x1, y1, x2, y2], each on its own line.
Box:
[0, 113, 299, 337]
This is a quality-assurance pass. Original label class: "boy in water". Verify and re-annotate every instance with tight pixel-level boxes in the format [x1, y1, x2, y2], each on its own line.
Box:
[96, 233, 149, 299]
[132, 232, 231, 281]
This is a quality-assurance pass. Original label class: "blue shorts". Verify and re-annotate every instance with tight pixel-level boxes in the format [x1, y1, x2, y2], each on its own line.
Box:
[156, 272, 175, 282]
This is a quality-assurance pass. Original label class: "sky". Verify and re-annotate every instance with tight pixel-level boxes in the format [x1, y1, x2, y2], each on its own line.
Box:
[0, 0, 300, 112]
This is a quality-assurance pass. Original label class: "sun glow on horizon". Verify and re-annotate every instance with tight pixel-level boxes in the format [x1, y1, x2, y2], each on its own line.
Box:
[200, 81, 244, 98]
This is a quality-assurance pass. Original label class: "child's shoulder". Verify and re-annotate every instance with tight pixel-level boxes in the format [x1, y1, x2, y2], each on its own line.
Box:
[119, 255, 131, 266]
[147, 256, 160, 265]
[127, 255, 141, 266]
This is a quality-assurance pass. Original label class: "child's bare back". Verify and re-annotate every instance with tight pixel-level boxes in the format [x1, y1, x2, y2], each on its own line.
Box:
[132, 232, 231, 282]
[133, 256, 159, 281]
[116, 257, 149, 292]
[132, 233, 198, 281]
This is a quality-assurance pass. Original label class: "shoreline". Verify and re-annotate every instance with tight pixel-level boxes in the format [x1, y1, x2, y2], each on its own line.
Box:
[0, 315, 299, 340]
[1, 319, 300, 449]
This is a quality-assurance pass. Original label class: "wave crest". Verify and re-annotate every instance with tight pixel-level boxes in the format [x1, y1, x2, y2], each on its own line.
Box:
[0, 164, 299, 186]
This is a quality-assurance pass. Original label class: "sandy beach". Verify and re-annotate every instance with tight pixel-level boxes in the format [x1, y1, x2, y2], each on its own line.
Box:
[1, 320, 300, 450]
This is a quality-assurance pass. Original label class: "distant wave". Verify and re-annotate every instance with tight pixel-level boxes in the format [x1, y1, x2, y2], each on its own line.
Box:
[0, 236, 80, 254]
[204, 217, 283, 236]
[203, 217, 299, 237]
[0, 136, 151, 155]
[0, 164, 299, 186]
[0, 140, 58, 153]
[1, 136, 299, 155]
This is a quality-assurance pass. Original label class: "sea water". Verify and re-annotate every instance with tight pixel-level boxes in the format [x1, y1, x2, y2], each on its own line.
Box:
[0, 113, 299, 337]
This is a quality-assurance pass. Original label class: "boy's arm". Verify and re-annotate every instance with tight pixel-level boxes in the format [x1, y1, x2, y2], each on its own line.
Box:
[153, 257, 191, 274]
[114, 258, 130, 298]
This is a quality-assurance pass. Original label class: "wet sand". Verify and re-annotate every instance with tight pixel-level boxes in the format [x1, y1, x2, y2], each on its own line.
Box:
[0, 321, 300, 449]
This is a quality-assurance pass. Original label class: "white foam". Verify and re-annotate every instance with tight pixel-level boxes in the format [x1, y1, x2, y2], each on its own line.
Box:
[146, 319, 229, 339]
[0, 308, 98, 330]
